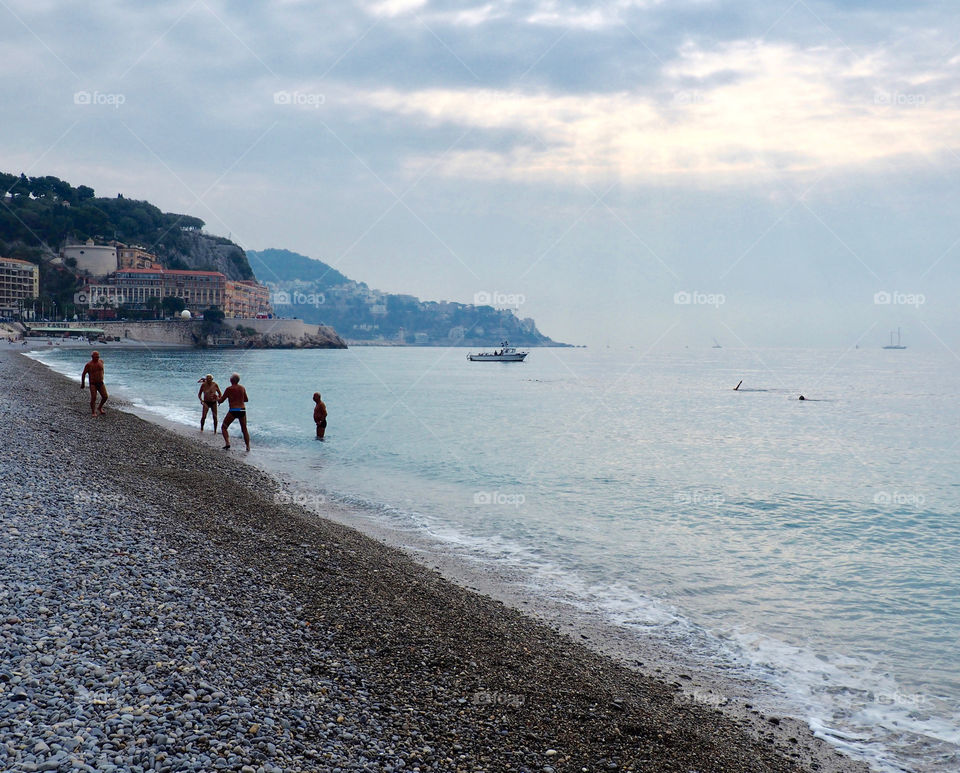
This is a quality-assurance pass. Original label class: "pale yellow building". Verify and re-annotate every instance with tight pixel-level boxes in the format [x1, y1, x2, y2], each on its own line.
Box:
[0, 257, 40, 317]
[225, 279, 273, 318]
[116, 243, 163, 270]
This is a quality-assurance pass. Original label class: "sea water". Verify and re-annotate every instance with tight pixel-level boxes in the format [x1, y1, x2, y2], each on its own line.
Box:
[30, 344, 960, 772]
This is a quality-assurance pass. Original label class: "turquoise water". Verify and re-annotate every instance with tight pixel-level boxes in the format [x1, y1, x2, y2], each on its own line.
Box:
[32, 345, 960, 772]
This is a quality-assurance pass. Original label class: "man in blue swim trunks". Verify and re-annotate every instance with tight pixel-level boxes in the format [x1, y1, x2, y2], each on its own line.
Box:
[218, 372, 250, 451]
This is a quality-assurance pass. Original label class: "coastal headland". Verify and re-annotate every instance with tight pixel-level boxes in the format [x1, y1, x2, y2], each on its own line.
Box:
[0, 351, 867, 772]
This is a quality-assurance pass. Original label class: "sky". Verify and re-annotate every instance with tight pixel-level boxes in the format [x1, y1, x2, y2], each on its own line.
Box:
[3, 0, 960, 350]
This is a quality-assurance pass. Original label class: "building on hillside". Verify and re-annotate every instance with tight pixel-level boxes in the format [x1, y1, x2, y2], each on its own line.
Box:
[160, 269, 225, 311]
[61, 239, 117, 276]
[116, 243, 163, 270]
[224, 279, 273, 318]
[73, 268, 226, 316]
[0, 257, 40, 317]
[73, 283, 126, 320]
[111, 269, 166, 309]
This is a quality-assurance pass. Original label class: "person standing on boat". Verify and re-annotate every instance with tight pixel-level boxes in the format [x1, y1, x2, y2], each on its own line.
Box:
[219, 373, 250, 451]
[313, 392, 327, 439]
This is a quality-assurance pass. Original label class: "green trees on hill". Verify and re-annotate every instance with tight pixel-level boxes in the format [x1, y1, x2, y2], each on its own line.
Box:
[1, 170, 256, 316]
[0, 171, 205, 253]
[246, 248, 350, 287]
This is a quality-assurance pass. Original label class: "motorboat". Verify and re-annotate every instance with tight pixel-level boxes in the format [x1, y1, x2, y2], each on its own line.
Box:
[467, 340, 528, 362]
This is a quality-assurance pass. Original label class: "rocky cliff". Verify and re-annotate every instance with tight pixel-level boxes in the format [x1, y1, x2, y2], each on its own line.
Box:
[162, 231, 253, 281]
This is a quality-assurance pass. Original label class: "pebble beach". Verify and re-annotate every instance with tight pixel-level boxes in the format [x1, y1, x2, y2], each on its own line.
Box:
[0, 350, 869, 773]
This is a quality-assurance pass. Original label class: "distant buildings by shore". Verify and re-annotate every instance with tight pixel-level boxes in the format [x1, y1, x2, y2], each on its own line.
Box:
[65, 239, 271, 319]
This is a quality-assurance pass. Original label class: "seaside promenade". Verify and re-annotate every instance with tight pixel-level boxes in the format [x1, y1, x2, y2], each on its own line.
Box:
[0, 351, 865, 773]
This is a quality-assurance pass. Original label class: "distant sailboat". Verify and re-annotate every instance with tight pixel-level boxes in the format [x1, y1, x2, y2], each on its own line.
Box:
[712, 338, 722, 349]
[883, 328, 907, 350]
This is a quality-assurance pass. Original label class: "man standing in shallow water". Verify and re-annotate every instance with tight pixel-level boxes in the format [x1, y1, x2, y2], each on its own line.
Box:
[197, 374, 221, 431]
[219, 373, 250, 451]
[313, 392, 327, 439]
[80, 351, 108, 417]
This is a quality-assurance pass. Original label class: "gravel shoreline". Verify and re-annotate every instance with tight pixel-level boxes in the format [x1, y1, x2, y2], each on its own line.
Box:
[1, 351, 869, 773]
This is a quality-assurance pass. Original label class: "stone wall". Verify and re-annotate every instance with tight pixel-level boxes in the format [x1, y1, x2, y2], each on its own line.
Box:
[38, 320, 346, 349]
[103, 320, 197, 346]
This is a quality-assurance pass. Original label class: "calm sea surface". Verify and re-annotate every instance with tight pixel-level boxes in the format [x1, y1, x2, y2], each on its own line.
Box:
[30, 344, 960, 772]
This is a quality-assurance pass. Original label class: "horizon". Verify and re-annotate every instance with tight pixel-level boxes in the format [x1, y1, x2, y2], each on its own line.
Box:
[3, 1, 959, 353]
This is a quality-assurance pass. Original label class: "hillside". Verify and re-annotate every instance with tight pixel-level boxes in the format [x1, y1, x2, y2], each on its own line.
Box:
[246, 248, 350, 287]
[248, 248, 565, 347]
[0, 171, 255, 292]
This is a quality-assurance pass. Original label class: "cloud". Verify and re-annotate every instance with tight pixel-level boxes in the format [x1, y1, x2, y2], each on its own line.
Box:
[349, 39, 960, 184]
[523, 0, 665, 30]
[355, 0, 665, 29]
[362, 0, 430, 17]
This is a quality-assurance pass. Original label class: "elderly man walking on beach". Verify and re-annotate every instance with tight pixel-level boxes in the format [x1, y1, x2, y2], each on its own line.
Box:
[80, 351, 108, 417]
[218, 373, 250, 451]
